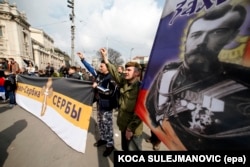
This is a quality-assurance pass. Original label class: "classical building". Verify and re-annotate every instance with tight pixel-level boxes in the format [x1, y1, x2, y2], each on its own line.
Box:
[132, 56, 149, 64]
[0, 0, 32, 67]
[0, 0, 69, 71]
[30, 27, 66, 71]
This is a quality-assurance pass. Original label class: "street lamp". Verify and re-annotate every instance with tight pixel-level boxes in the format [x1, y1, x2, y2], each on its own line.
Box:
[130, 48, 134, 61]
[67, 0, 75, 65]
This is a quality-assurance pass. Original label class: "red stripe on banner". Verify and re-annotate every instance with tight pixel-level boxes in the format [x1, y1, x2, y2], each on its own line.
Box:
[136, 90, 186, 151]
[136, 90, 150, 125]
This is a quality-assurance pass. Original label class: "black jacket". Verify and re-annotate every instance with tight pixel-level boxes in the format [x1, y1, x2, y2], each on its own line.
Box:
[95, 72, 118, 110]
[4, 74, 16, 92]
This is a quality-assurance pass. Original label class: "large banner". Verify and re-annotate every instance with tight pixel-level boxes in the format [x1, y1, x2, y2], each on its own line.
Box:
[136, 0, 250, 150]
[16, 75, 94, 153]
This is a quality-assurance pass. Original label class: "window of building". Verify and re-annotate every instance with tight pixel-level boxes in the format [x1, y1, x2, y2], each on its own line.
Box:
[0, 26, 3, 37]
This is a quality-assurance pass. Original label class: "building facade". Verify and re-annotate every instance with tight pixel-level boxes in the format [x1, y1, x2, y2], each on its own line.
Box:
[132, 56, 149, 64]
[0, 0, 69, 72]
[0, 0, 32, 67]
[30, 27, 65, 71]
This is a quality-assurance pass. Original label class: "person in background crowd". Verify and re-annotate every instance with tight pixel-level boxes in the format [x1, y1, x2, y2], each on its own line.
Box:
[34, 65, 39, 77]
[8, 58, 20, 74]
[59, 63, 68, 78]
[67, 66, 81, 80]
[0, 59, 4, 70]
[77, 51, 117, 157]
[0, 74, 5, 101]
[114, 65, 125, 111]
[117, 65, 125, 77]
[4, 69, 17, 107]
[38, 69, 46, 77]
[45, 63, 54, 77]
[81, 68, 89, 81]
[76, 66, 83, 80]
[88, 72, 94, 82]
[19, 67, 28, 75]
[0, 58, 8, 70]
[27, 61, 36, 76]
[100, 48, 143, 151]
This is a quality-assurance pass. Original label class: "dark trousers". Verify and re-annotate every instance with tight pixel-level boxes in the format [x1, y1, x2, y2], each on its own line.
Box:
[5, 91, 9, 100]
[7, 91, 15, 104]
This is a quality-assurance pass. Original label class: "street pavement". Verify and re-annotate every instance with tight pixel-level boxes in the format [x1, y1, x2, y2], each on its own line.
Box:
[0, 102, 168, 167]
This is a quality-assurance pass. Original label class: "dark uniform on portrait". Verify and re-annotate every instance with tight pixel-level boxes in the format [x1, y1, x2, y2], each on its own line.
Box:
[146, 4, 250, 150]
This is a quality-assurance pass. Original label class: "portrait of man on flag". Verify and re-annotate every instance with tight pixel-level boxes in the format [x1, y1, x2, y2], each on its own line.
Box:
[136, 0, 250, 150]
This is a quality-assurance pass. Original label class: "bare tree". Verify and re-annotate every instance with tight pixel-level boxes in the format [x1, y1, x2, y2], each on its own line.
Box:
[97, 48, 124, 66]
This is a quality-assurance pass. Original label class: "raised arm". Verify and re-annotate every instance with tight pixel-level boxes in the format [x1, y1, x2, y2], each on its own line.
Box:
[100, 48, 124, 85]
[77, 52, 98, 78]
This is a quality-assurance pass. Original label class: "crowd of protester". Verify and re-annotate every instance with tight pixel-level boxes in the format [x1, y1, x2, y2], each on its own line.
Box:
[0, 58, 94, 80]
[0, 54, 160, 156]
[0, 57, 19, 107]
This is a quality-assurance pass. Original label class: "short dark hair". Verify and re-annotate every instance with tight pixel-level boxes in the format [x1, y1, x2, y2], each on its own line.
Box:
[69, 66, 77, 71]
[100, 60, 108, 69]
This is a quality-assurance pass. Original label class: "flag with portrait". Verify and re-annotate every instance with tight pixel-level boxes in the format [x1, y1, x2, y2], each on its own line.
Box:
[136, 0, 250, 150]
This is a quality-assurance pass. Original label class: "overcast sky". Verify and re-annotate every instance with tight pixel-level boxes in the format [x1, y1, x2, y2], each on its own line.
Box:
[8, 0, 166, 64]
